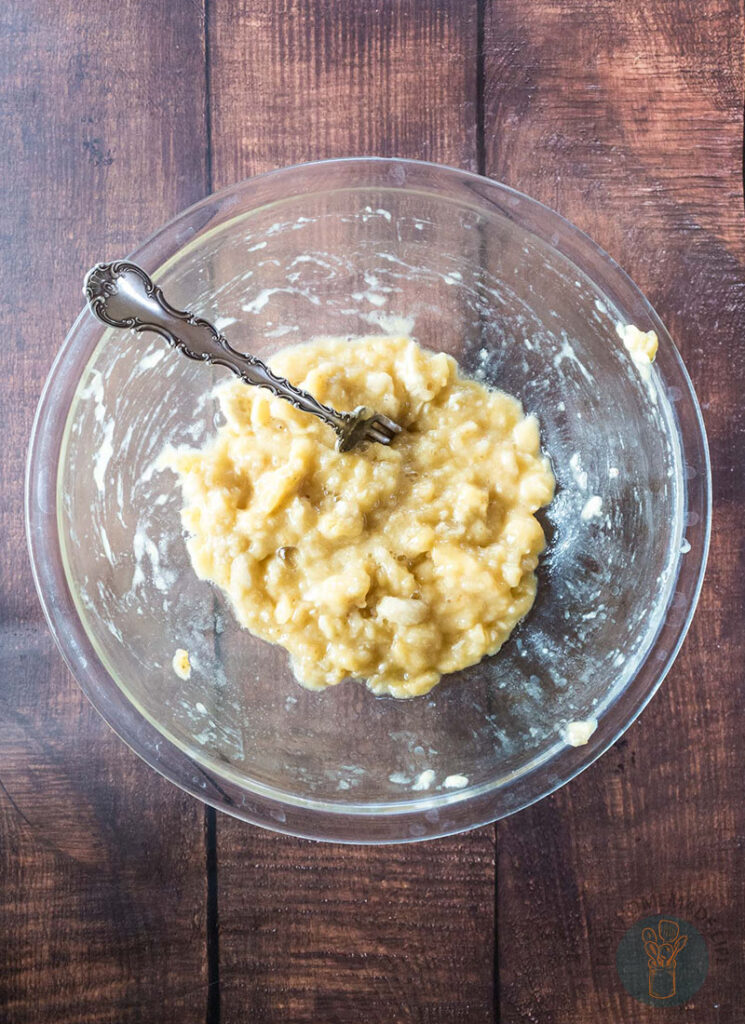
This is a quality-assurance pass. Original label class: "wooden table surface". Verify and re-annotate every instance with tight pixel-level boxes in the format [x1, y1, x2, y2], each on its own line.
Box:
[2, 2, 743, 1022]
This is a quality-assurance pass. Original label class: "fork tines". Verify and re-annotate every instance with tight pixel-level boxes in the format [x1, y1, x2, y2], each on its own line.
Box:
[336, 406, 403, 451]
[364, 413, 402, 446]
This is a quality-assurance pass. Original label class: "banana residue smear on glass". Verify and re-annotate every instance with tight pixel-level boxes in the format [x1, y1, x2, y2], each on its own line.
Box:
[617, 323, 659, 382]
[172, 648, 191, 680]
[562, 718, 598, 747]
[161, 336, 555, 698]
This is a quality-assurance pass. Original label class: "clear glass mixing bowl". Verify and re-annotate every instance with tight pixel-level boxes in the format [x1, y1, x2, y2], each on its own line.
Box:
[26, 159, 710, 842]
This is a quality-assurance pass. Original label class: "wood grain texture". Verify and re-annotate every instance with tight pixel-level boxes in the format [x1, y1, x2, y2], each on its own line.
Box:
[4, 2, 744, 1021]
[208, 0, 481, 185]
[208, 3, 496, 1023]
[484, 2, 745, 1021]
[0, 3, 210, 1021]
[218, 834, 495, 1023]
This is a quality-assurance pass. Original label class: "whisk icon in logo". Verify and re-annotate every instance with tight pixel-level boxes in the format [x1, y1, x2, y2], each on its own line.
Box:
[616, 914, 708, 1007]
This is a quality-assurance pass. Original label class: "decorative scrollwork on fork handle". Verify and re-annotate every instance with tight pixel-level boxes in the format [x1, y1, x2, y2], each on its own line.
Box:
[83, 260, 355, 441]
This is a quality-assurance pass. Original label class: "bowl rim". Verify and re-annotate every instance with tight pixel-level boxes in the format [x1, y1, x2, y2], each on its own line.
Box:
[26, 157, 711, 843]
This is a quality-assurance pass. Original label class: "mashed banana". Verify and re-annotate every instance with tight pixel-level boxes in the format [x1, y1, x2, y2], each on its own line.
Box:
[162, 336, 554, 698]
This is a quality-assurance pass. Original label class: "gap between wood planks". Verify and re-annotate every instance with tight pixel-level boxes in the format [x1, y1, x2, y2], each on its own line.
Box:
[202, 6, 221, 1024]
[205, 805, 220, 1024]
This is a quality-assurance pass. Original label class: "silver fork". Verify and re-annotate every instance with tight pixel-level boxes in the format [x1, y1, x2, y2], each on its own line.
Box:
[83, 261, 403, 452]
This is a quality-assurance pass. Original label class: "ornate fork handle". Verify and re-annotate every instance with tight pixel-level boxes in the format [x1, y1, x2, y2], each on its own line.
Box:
[84, 261, 353, 439]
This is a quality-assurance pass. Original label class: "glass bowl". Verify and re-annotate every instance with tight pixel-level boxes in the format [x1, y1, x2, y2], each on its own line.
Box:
[26, 158, 710, 842]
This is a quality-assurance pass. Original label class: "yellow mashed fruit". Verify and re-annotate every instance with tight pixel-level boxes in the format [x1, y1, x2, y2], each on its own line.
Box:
[162, 335, 555, 698]
[172, 648, 191, 680]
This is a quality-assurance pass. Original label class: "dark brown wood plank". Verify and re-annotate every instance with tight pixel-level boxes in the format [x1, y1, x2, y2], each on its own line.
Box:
[207, 3, 495, 1022]
[209, 0, 481, 185]
[219, 835, 495, 1022]
[484, 2, 745, 1021]
[0, 3, 210, 1021]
